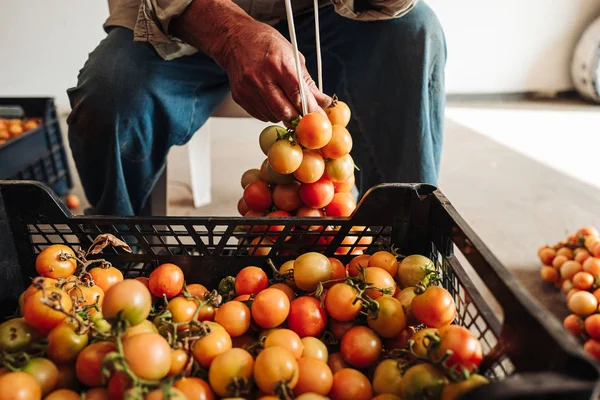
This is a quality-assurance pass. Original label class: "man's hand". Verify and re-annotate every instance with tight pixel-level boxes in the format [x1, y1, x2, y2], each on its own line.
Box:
[171, 0, 331, 123]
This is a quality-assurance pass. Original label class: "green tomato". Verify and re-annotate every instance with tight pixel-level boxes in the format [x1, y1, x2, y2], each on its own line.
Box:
[0, 318, 40, 352]
[259, 126, 287, 155]
[401, 363, 447, 400]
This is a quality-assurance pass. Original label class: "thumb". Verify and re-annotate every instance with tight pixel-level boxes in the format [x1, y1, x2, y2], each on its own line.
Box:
[308, 80, 333, 109]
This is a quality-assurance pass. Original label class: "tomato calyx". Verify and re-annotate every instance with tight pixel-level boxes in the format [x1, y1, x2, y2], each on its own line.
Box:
[413, 262, 442, 294]
[225, 375, 252, 397]
[273, 379, 296, 400]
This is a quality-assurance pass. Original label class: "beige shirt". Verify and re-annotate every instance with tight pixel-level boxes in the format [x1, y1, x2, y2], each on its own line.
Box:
[105, 0, 418, 60]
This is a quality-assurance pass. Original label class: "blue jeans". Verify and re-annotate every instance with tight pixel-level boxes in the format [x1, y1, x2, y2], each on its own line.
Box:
[67, 2, 446, 216]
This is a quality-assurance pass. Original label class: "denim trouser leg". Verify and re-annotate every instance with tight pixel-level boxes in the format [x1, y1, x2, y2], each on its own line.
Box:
[284, 2, 446, 194]
[67, 27, 229, 216]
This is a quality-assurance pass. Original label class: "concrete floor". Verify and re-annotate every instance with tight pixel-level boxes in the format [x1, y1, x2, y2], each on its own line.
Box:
[62, 100, 600, 320]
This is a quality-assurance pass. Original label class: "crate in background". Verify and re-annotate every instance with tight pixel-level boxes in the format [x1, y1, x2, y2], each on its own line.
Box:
[0, 98, 72, 196]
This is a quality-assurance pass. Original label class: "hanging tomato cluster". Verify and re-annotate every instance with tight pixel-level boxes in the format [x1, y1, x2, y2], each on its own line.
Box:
[538, 226, 600, 360]
[0, 236, 490, 400]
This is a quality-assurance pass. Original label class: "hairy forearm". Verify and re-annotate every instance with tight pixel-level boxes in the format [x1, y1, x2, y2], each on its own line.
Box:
[171, 0, 255, 67]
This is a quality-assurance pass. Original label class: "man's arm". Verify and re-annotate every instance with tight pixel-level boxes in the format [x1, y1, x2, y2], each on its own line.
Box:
[166, 0, 331, 122]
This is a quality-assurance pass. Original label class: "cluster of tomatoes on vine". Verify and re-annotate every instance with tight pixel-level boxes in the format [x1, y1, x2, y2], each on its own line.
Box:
[538, 226, 600, 361]
[238, 97, 357, 229]
[0, 235, 489, 400]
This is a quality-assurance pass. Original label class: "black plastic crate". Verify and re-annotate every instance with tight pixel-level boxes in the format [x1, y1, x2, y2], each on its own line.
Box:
[0, 98, 72, 196]
[0, 181, 598, 399]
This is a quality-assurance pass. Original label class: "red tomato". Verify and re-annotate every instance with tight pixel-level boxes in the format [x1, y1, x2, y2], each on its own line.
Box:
[327, 257, 347, 284]
[584, 339, 600, 360]
[585, 314, 600, 340]
[237, 198, 249, 216]
[149, 263, 184, 299]
[243, 181, 272, 211]
[273, 183, 303, 212]
[235, 266, 269, 295]
[435, 325, 482, 373]
[564, 314, 584, 336]
[347, 255, 371, 277]
[299, 177, 335, 209]
[328, 319, 356, 340]
[333, 174, 355, 194]
[288, 296, 327, 338]
[75, 342, 117, 387]
[340, 326, 382, 368]
[325, 193, 356, 217]
[329, 368, 372, 400]
[252, 288, 291, 328]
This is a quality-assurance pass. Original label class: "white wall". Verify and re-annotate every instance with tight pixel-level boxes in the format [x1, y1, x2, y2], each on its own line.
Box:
[1, 0, 600, 110]
[427, 0, 600, 94]
[0, 1, 109, 111]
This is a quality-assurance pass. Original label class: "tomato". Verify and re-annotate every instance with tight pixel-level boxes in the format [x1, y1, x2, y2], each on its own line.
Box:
[401, 363, 446, 400]
[560, 260, 582, 280]
[237, 198, 249, 216]
[295, 357, 333, 395]
[584, 339, 600, 360]
[46, 323, 89, 364]
[122, 332, 171, 380]
[564, 314, 584, 336]
[192, 324, 233, 368]
[327, 352, 349, 374]
[568, 291, 598, 316]
[294, 252, 333, 291]
[266, 210, 293, 240]
[235, 266, 268, 295]
[321, 125, 352, 159]
[324, 193, 355, 217]
[264, 329, 304, 358]
[270, 283, 296, 302]
[268, 139, 304, 174]
[243, 180, 272, 212]
[367, 251, 398, 277]
[363, 267, 396, 299]
[325, 283, 362, 322]
[561, 279, 574, 295]
[168, 349, 189, 376]
[594, 288, 600, 303]
[575, 249, 591, 264]
[552, 255, 568, 269]
[122, 320, 158, 341]
[294, 150, 325, 184]
[249, 237, 274, 256]
[340, 326, 381, 368]
[241, 168, 262, 189]
[333, 174, 355, 194]
[0, 317, 40, 352]
[23, 287, 73, 331]
[89, 266, 123, 293]
[70, 284, 104, 315]
[540, 266, 559, 283]
[22, 358, 58, 396]
[167, 296, 200, 330]
[372, 359, 403, 396]
[573, 271, 594, 290]
[145, 388, 188, 400]
[329, 368, 372, 400]
[295, 206, 326, 232]
[272, 183, 302, 212]
[557, 247, 573, 259]
[35, 245, 77, 279]
[85, 387, 109, 400]
[347, 255, 371, 277]
[55, 364, 78, 390]
[44, 389, 81, 400]
[263, 159, 295, 185]
[325, 100, 351, 127]
[436, 325, 482, 373]
[296, 394, 329, 400]
[301, 337, 328, 362]
[397, 255, 433, 288]
[296, 113, 333, 149]
[149, 263, 185, 299]
[394, 286, 417, 323]
[440, 374, 488, 400]
[325, 155, 354, 183]
[260, 126, 287, 155]
[410, 328, 439, 357]
[279, 260, 297, 289]
[75, 341, 117, 387]
[585, 314, 600, 339]
[326, 257, 346, 282]
[288, 296, 327, 338]
[538, 247, 556, 265]
[367, 296, 406, 338]
[174, 377, 215, 400]
[215, 301, 251, 337]
[0, 371, 42, 400]
[372, 395, 402, 400]
[583, 257, 600, 276]
[23, 277, 58, 301]
[254, 346, 299, 393]
[328, 318, 355, 340]
[185, 283, 208, 298]
[106, 371, 131, 399]
[209, 348, 254, 397]
[252, 288, 290, 328]
[412, 286, 456, 328]
[385, 328, 414, 350]
[299, 177, 335, 209]
[102, 279, 152, 325]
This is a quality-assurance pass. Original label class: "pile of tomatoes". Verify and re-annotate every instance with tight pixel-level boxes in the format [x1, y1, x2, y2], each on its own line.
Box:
[239, 97, 357, 226]
[0, 237, 490, 400]
[0, 117, 41, 145]
[538, 227, 600, 360]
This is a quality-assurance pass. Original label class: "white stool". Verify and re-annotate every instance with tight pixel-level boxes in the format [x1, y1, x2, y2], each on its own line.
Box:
[148, 93, 251, 215]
